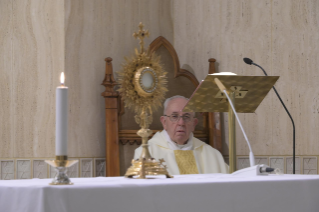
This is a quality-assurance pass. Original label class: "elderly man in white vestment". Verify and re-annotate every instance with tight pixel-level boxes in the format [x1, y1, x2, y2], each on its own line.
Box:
[134, 95, 228, 175]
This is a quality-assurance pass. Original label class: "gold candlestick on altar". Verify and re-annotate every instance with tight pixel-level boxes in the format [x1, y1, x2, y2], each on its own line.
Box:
[118, 23, 171, 178]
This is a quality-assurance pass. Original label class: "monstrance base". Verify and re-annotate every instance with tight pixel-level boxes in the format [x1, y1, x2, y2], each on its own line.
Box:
[125, 158, 173, 179]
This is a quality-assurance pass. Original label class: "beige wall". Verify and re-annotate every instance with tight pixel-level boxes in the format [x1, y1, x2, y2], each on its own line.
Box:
[1, 0, 319, 177]
[65, 0, 173, 157]
[0, 0, 65, 158]
[0, 0, 173, 160]
[172, 0, 319, 158]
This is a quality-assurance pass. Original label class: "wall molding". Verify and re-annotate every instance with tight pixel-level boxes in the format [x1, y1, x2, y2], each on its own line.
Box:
[233, 155, 318, 174]
[0, 158, 106, 180]
[0, 155, 318, 179]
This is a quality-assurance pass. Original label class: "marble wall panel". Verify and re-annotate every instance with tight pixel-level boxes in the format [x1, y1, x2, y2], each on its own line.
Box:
[172, 0, 319, 158]
[273, 1, 319, 155]
[67, 160, 79, 178]
[255, 157, 268, 166]
[172, 0, 221, 81]
[11, 0, 64, 158]
[237, 157, 250, 170]
[0, 160, 15, 180]
[286, 157, 301, 174]
[271, 0, 319, 156]
[81, 158, 93, 177]
[303, 156, 317, 175]
[0, 157, 101, 179]
[33, 159, 48, 179]
[233, 0, 273, 157]
[65, 0, 173, 157]
[16, 159, 31, 179]
[95, 158, 106, 177]
[172, 0, 274, 156]
[269, 157, 284, 174]
[0, 0, 173, 159]
[0, 0, 13, 158]
[237, 156, 269, 171]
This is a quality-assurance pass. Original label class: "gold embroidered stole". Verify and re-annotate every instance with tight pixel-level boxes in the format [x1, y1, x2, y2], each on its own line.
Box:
[174, 150, 199, 174]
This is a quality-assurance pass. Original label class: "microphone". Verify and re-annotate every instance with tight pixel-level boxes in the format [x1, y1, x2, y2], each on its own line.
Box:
[243, 58, 253, 65]
[243, 57, 296, 174]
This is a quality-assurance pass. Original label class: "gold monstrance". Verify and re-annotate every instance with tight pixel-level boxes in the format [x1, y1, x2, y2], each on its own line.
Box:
[118, 23, 172, 178]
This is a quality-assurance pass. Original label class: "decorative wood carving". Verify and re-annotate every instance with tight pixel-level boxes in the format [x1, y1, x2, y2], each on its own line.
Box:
[149, 36, 199, 86]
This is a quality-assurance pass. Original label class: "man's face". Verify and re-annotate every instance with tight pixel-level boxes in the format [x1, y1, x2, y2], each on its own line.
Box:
[160, 98, 198, 145]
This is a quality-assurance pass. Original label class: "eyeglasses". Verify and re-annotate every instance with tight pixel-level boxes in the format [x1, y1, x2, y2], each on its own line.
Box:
[163, 114, 193, 122]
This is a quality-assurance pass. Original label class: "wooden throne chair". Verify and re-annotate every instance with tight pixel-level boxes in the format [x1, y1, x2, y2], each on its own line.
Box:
[101, 36, 222, 176]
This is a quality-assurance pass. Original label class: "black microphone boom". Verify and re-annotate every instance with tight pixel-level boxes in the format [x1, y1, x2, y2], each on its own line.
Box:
[243, 58, 296, 174]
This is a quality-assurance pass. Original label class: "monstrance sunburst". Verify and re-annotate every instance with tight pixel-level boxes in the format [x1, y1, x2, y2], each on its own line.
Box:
[117, 22, 172, 178]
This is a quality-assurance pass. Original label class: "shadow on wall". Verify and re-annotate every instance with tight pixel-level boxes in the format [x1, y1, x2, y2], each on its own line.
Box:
[181, 64, 195, 75]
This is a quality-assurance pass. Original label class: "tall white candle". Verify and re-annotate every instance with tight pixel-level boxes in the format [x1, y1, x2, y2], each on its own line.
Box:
[56, 72, 68, 156]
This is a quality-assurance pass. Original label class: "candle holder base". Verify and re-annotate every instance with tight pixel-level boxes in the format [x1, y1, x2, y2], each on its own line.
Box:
[45, 156, 78, 185]
[49, 167, 73, 185]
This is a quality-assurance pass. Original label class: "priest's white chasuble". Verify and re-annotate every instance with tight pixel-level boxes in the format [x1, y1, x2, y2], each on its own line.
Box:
[134, 131, 228, 175]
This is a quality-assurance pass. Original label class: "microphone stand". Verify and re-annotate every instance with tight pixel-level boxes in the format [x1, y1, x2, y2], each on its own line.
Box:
[214, 78, 255, 167]
[252, 62, 296, 174]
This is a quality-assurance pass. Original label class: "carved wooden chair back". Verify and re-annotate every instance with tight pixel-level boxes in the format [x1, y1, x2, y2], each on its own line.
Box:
[101, 36, 222, 176]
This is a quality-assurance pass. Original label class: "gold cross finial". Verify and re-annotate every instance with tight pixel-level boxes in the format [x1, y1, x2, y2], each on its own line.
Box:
[133, 22, 150, 53]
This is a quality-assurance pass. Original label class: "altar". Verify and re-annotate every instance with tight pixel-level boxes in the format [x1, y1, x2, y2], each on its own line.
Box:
[1, 174, 318, 212]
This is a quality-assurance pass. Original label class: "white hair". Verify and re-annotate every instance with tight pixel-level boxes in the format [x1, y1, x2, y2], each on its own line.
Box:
[163, 95, 189, 115]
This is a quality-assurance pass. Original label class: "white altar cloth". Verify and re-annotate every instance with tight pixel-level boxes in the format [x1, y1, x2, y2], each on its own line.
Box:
[0, 174, 319, 212]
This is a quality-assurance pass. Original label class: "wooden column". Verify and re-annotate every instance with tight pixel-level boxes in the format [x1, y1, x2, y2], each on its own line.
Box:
[101, 57, 120, 176]
[207, 58, 223, 153]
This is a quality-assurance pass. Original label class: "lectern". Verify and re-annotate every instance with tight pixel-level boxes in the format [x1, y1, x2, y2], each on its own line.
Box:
[183, 74, 279, 173]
